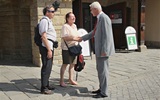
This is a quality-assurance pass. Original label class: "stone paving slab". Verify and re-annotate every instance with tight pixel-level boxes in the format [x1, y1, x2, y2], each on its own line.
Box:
[0, 49, 160, 100]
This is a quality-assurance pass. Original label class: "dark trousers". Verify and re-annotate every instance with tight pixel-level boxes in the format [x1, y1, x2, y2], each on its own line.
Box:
[39, 46, 54, 90]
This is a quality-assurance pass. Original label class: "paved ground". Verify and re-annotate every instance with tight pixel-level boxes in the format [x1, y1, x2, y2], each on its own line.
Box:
[0, 49, 160, 100]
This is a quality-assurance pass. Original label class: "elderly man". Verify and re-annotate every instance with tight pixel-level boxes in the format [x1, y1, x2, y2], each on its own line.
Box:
[74, 1, 115, 98]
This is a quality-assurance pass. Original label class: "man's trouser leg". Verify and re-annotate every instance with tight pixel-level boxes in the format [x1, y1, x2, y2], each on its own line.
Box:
[96, 57, 109, 96]
[39, 46, 53, 90]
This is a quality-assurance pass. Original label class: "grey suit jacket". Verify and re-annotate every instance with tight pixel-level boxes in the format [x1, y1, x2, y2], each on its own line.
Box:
[82, 12, 115, 57]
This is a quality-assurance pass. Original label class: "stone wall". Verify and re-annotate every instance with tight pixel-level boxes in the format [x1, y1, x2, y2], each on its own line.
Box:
[0, 0, 32, 63]
[30, 0, 39, 66]
[145, 0, 160, 48]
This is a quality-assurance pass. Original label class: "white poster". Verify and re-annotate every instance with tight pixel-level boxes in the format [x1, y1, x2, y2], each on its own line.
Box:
[78, 29, 90, 56]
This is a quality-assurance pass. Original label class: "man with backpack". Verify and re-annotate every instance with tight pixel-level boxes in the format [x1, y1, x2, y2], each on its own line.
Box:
[38, 5, 57, 94]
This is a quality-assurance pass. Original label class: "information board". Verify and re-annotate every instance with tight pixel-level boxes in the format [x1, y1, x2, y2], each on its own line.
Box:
[125, 26, 138, 50]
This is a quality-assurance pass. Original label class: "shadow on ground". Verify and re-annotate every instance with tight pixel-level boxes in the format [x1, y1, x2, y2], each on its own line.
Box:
[0, 60, 36, 67]
[0, 78, 90, 97]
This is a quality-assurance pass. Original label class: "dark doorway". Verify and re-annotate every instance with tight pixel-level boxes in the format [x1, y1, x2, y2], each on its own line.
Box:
[82, 3, 91, 32]
[0, 0, 32, 64]
[82, 3, 97, 53]
[103, 2, 131, 49]
[72, 0, 82, 28]
[73, 1, 134, 50]
[73, 1, 96, 53]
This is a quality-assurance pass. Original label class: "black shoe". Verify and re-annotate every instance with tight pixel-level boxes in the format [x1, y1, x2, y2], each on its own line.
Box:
[41, 89, 53, 94]
[91, 89, 101, 94]
[92, 93, 108, 98]
[47, 86, 55, 90]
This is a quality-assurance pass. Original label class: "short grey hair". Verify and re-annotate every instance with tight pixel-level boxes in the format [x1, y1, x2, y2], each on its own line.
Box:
[89, 1, 102, 11]
[43, 5, 54, 15]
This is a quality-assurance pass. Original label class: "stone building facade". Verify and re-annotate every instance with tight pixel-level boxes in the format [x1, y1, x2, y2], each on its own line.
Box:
[0, 0, 159, 67]
[31, 0, 73, 66]
[0, 0, 73, 66]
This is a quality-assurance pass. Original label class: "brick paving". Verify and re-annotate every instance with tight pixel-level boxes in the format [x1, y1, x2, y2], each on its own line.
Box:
[0, 49, 160, 100]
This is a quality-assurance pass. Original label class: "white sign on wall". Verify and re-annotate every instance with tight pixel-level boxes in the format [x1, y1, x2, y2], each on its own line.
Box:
[78, 28, 90, 57]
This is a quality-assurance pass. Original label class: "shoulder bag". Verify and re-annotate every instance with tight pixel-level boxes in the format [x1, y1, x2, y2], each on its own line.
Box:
[63, 40, 82, 56]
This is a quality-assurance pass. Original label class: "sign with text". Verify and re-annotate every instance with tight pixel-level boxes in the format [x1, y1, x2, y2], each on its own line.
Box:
[125, 26, 138, 50]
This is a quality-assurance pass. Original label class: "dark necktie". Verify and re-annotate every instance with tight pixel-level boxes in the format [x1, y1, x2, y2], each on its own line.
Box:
[92, 19, 98, 43]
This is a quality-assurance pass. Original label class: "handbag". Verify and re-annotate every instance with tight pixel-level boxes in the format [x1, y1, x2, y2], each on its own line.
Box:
[64, 40, 82, 56]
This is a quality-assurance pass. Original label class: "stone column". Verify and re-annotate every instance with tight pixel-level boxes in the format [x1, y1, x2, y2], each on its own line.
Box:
[30, 0, 41, 67]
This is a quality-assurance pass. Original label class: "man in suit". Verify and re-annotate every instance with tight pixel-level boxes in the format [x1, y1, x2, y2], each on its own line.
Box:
[74, 1, 115, 98]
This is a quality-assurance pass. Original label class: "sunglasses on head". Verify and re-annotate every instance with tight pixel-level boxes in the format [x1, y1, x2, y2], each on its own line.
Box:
[47, 10, 55, 13]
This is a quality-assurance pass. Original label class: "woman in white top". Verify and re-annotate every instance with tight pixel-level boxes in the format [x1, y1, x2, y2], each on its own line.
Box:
[60, 12, 79, 87]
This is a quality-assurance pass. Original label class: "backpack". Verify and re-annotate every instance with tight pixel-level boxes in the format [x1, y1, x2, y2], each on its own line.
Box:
[74, 54, 85, 72]
[74, 54, 85, 81]
[34, 24, 41, 46]
[34, 18, 48, 47]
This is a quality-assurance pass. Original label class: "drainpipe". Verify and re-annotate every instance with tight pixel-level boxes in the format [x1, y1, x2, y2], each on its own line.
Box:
[138, 0, 147, 51]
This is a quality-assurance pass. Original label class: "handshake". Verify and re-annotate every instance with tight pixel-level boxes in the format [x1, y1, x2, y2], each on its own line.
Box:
[73, 36, 83, 42]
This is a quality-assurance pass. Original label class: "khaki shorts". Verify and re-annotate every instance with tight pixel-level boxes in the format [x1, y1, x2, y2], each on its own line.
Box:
[62, 50, 77, 64]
